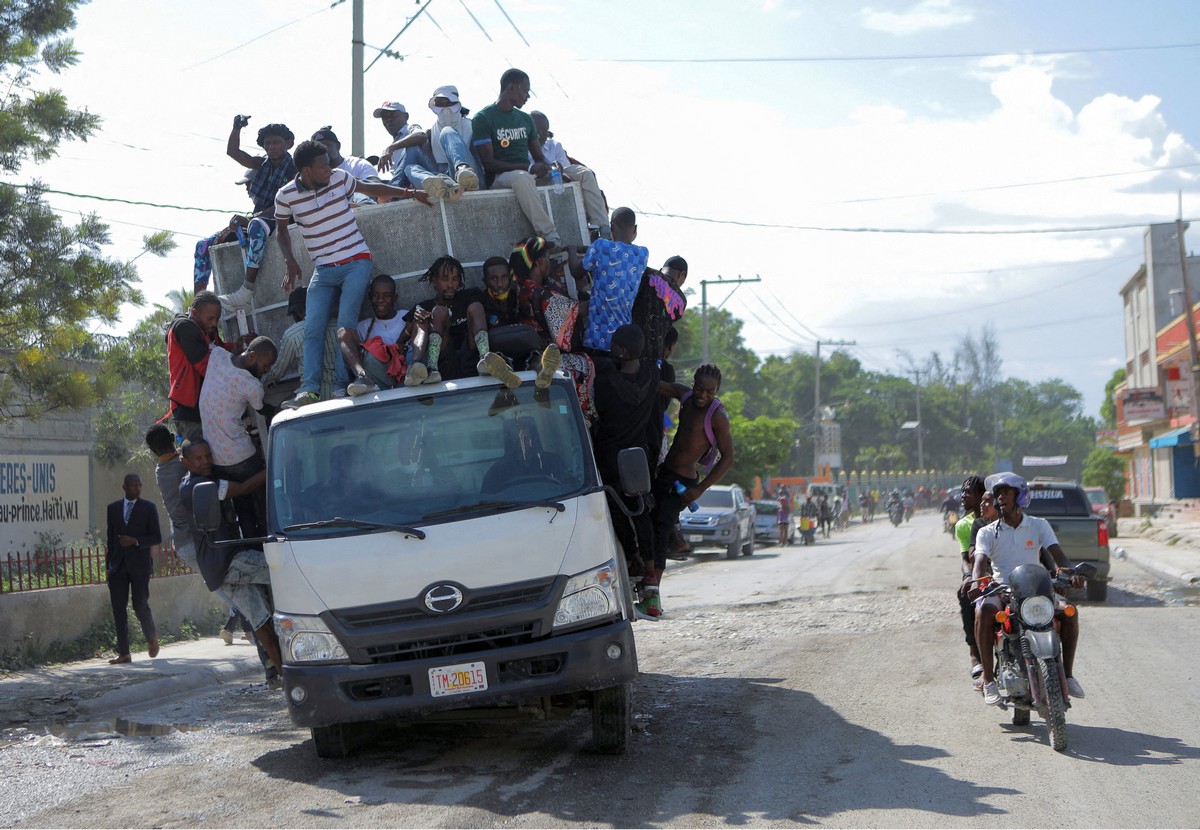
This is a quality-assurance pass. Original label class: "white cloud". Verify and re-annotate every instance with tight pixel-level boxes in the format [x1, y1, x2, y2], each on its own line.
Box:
[861, 0, 975, 35]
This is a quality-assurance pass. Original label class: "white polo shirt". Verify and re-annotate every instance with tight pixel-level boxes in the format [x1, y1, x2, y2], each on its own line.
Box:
[975, 513, 1059, 585]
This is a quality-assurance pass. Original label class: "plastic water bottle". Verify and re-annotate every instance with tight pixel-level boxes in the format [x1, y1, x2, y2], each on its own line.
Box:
[550, 163, 564, 195]
[676, 481, 699, 512]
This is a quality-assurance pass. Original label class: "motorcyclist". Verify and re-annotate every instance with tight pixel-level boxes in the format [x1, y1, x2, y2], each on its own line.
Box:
[971, 472, 1085, 706]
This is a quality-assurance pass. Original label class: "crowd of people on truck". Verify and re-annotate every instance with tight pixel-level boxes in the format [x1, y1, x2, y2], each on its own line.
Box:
[129, 63, 741, 669]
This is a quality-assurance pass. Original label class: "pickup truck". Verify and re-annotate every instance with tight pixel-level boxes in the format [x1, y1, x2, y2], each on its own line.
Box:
[1023, 481, 1111, 602]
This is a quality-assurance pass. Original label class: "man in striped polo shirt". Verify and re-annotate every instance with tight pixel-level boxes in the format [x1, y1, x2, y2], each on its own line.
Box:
[277, 140, 432, 409]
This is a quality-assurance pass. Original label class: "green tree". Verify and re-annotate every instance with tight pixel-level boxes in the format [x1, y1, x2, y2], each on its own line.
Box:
[1100, 367, 1126, 427]
[0, 0, 152, 420]
[1081, 446, 1126, 500]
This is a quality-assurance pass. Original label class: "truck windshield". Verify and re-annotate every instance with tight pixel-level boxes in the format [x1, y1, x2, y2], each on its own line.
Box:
[268, 384, 591, 535]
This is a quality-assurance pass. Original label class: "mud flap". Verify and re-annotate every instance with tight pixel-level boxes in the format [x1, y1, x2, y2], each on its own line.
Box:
[1024, 629, 1060, 659]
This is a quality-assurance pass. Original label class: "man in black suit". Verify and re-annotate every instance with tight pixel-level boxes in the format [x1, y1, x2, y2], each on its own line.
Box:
[106, 473, 161, 664]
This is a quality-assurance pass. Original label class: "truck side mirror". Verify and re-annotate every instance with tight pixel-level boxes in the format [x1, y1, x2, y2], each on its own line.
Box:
[192, 481, 222, 533]
[617, 447, 650, 496]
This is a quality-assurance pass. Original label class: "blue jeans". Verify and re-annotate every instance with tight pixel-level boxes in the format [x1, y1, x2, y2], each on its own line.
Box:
[399, 132, 480, 187]
[301, 257, 372, 394]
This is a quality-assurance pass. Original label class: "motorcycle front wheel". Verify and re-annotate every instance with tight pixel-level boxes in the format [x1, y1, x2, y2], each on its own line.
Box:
[1038, 658, 1069, 752]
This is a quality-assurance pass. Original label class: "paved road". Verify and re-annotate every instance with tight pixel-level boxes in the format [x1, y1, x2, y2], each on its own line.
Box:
[5, 513, 1199, 828]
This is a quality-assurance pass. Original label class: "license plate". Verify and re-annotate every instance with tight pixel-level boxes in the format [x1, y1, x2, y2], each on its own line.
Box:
[687, 534, 704, 543]
[428, 661, 488, 697]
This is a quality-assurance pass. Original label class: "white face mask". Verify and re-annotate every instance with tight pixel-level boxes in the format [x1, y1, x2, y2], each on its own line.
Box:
[430, 102, 462, 117]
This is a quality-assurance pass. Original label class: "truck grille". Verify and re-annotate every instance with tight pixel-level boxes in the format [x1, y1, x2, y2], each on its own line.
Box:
[365, 622, 540, 664]
[331, 577, 557, 628]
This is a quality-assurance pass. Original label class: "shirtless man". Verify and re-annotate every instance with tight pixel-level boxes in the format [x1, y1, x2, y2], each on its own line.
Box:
[645, 363, 735, 616]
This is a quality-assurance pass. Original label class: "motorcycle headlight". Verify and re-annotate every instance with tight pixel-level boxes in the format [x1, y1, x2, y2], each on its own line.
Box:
[554, 560, 619, 630]
[275, 612, 350, 664]
[1019, 595, 1055, 627]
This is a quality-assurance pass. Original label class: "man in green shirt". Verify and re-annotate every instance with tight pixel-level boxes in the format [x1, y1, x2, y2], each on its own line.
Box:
[955, 475, 987, 684]
[471, 68, 562, 247]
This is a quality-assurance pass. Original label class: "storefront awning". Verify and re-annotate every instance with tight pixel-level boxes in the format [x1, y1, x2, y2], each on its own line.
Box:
[1149, 426, 1194, 448]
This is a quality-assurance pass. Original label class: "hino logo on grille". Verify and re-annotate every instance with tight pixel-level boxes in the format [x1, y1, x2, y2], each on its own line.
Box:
[423, 583, 465, 613]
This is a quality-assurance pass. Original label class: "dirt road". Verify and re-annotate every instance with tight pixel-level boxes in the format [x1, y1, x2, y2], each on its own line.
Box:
[5, 513, 1199, 827]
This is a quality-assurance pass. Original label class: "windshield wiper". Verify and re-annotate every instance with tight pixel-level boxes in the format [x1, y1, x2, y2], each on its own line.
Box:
[421, 499, 566, 521]
[282, 517, 426, 540]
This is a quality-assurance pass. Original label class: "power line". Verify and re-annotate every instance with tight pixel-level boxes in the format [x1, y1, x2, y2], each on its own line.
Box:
[640, 210, 1194, 236]
[492, 0, 530, 48]
[7, 183, 236, 214]
[366, 0, 434, 72]
[586, 41, 1200, 65]
[183, 2, 336, 70]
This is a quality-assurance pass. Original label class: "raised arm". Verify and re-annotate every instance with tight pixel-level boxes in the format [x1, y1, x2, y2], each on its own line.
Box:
[226, 116, 259, 169]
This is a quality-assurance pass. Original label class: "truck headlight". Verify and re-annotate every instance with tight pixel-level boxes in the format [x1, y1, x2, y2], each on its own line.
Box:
[275, 612, 350, 664]
[554, 560, 619, 630]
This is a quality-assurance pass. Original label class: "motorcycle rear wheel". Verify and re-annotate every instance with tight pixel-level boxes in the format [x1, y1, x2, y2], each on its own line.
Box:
[1038, 658, 1069, 752]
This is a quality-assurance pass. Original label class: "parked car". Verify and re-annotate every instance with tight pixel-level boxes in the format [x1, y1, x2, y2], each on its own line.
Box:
[752, 499, 795, 545]
[1083, 485, 1118, 538]
[1023, 480, 1112, 602]
[679, 484, 756, 559]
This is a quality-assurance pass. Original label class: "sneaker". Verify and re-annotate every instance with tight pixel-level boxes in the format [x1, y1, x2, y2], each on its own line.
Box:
[422, 176, 449, 200]
[404, 362, 428, 386]
[535, 343, 561, 389]
[970, 663, 984, 679]
[282, 390, 319, 410]
[1066, 677, 1085, 699]
[219, 629, 233, 646]
[423, 368, 442, 384]
[481, 351, 520, 389]
[265, 667, 282, 691]
[644, 592, 663, 618]
[445, 176, 464, 202]
[346, 373, 378, 397]
[455, 165, 479, 191]
[981, 681, 1001, 706]
[219, 283, 255, 312]
[633, 599, 659, 621]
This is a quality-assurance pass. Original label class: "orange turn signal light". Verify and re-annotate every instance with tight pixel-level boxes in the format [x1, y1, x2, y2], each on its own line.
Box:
[995, 610, 1009, 623]
[1062, 604, 1076, 617]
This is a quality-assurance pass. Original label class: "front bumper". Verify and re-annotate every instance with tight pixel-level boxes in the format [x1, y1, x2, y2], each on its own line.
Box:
[680, 521, 739, 547]
[283, 619, 637, 727]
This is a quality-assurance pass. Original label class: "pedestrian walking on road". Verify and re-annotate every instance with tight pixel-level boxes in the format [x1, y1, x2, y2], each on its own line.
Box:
[105, 474, 161, 664]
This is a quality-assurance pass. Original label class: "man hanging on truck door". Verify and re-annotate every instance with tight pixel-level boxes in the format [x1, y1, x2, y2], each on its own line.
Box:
[647, 363, 735, 617]
[275, 140, 433, 409]
[178, 438, 283, 675]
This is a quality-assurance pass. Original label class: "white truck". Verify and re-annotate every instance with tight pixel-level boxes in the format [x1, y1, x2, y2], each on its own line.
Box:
[203, 184, 646, 757]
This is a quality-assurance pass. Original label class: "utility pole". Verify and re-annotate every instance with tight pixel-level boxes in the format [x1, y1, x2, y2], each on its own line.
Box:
[350, 0, 364, 157]
[1176, 191, 1199, 452]
[700, 275, 761, 363]
[911, 369, 925, 470]
[813, 339, 855, 476]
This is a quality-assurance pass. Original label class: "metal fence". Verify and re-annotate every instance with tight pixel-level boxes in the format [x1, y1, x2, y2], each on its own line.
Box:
[1, 546, 194, 594]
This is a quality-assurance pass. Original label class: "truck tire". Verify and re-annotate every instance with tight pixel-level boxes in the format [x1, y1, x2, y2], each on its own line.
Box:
[1086, 578, 1108, 603]
[742, 532, 755, 556]
[592, 683, 631, 754]
[726, 530, 741, 559]
[312, 723, 353, 759]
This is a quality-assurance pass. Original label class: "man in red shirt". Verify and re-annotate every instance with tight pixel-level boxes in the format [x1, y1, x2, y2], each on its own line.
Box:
[165, 291, 237, 441]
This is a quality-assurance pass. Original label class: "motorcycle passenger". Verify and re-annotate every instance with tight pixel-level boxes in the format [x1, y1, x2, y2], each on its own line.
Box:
[971, 472, 1085, 706]
[954, 476, 987, 684]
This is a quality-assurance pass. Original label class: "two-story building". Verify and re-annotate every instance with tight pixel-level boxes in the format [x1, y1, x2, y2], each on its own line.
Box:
[1116, 222, 1200, 508]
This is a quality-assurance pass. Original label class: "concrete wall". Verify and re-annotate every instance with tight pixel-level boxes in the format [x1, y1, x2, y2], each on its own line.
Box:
[210, 183, 590, 346]
[0, 574, 223, 654]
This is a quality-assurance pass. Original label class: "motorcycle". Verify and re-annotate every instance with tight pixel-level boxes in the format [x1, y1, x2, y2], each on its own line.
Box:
[943, 509, 959, 535]
[903, 498, 914, 522]
[977, 562, 1097, 752]
[887, 502, 903, 527]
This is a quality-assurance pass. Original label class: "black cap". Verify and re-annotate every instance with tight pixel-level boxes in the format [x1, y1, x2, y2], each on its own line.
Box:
[311, 126, 339, 145]
[286, 286, 307, 316]
[664, 255, 688, 273]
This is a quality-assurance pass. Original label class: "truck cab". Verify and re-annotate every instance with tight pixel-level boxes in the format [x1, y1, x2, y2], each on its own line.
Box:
[261, 371, 642, 756]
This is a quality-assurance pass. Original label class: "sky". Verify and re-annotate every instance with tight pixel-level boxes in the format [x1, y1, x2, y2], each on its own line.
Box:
[9, 0, 1200, 421]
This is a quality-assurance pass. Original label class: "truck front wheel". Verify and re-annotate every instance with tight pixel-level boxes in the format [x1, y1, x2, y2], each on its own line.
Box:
[592, 683, 631, 754]
[312, 723, 354, 759]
